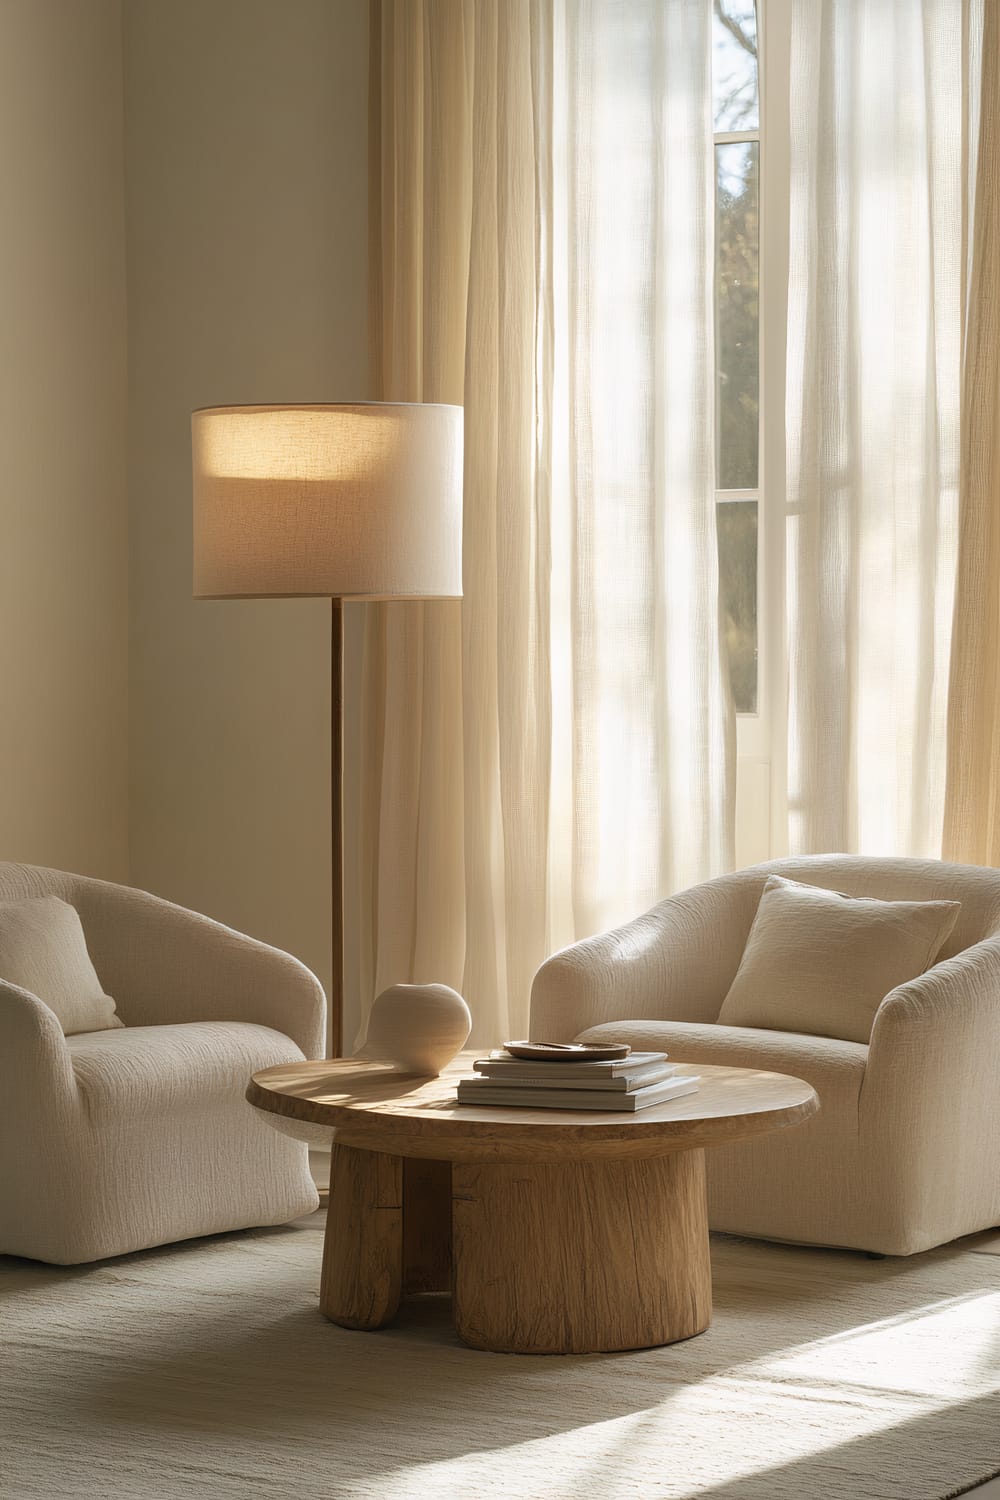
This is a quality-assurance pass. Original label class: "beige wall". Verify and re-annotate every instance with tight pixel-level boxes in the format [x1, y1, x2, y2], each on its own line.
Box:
[0, 0, 129, 880]
[124, 0, 369, 1015]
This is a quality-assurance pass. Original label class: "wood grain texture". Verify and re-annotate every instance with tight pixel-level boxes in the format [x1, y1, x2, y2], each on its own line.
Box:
[247, 1055, 819, 1164]
[452, 1151, 712, 1353]
[320, 1144, 402, 1329]
[402, 1157, 452, 1293]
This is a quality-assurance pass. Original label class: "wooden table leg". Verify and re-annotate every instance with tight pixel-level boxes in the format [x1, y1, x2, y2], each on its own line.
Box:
[320, 1143, 403, 1329]
[451, 1150, 712, 1353]
[403, 1158, 452, 1294]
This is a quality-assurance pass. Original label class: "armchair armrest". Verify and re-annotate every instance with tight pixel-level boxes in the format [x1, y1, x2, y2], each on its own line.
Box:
[866, 935, 1000, 1097]
[0, 980, 77, 1116]
[73, 882, 326, 1059]
[529, 876, 757, 1041]
[861, 936, 1000, 1235]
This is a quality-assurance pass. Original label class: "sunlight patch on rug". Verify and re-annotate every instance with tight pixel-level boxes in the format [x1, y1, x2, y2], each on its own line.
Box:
[372, 1286, 1000, 1500]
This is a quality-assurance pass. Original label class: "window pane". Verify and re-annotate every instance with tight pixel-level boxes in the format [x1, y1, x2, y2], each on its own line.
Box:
[716, 140, 759, 491]
[717, 500, 757, 714]
[712, 0, 758, 132]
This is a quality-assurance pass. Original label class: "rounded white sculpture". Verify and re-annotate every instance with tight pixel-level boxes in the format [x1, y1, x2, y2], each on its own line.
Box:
[363, 982, 472, 1076]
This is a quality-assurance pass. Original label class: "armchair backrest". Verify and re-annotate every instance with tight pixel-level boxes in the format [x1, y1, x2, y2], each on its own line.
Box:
[0, 863, 326, 1058]
[530, 854, 1000, 1041]
[676, 857, 1000, 981]
[750, 856, 1000, 958]
[0, 863, 80, 905]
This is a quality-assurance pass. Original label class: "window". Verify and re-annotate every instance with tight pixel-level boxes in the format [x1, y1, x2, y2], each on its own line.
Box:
[713, 0, 760, 717]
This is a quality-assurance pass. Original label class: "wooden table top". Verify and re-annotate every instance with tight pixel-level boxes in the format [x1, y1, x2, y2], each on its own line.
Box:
[248, 1053, 819, 1163]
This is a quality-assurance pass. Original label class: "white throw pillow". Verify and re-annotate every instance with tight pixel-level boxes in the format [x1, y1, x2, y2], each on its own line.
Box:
[716, 875, 960, 1044]
[0, 896, 122, 1035]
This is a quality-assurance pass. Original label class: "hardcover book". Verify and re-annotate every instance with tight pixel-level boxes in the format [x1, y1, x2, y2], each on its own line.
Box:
[456, 1073, 700, 1112]
[473, 1049, 668, 1077]
[471, 1058, 677, 1091]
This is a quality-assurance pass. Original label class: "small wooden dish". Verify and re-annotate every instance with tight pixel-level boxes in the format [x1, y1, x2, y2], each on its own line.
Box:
[502, 1041, 631, 1062]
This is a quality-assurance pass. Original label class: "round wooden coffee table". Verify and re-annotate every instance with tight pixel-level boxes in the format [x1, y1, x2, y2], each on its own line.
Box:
[248, 1055, 817, 1355]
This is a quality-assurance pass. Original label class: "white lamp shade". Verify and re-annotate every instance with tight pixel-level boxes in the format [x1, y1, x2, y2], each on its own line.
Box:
[192, 403, 463, 599]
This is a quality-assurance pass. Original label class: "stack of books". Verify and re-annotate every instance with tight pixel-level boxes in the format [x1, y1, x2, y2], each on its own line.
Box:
[456, 1050, 699, 1112]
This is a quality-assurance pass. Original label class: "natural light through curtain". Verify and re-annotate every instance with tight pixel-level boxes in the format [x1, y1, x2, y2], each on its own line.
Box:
[784, 0, 965, 856]
[363, 0, 733, 1045]
[539, 0, 733, 944]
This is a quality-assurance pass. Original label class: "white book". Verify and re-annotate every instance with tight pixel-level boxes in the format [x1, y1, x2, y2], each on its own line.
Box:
[470, 1060, 679, 1092]
[456, 1074, 700, 1112]
[474, 1050, 668, 1080]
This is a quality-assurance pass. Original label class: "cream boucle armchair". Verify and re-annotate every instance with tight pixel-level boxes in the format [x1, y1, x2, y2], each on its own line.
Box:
[530, 856, 1000, 1256]
[0, 863, 325, 1264]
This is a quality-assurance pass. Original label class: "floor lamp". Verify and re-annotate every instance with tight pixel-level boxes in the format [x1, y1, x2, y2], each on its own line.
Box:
[191, 402, 464, 1057]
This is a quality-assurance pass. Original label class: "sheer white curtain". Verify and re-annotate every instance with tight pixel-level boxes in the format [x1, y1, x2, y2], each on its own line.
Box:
[539, 1, 733, 944]
[362, 0, 733, 1047]
[784, 0, 966, 857]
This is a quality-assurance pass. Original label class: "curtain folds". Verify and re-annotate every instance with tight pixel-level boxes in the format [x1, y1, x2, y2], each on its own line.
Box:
[359, 0, 473, 1031]
[943, 0, 1000, 863]
[544, 1, 733, 934]
[362, 0, 734, 1046]
[785, 0, 966, 858]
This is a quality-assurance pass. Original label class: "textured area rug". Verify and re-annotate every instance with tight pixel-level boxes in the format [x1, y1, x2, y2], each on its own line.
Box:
[2, 1219, 998, 1500]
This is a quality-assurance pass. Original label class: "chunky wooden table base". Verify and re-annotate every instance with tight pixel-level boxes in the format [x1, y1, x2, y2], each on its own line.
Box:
[249, 1056, 818, 1355]
[318, 1145, 710, 1352]
[320, 1146, 402, 1330]
[452, 1152, 711, 1353]
[320, 1150, 452, 1329]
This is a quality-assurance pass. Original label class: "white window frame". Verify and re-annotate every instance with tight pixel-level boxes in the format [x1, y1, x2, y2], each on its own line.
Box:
[729, 0, 792, 867]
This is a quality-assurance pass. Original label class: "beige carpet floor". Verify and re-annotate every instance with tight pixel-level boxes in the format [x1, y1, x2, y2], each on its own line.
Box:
[2, 1218, 998, 1500]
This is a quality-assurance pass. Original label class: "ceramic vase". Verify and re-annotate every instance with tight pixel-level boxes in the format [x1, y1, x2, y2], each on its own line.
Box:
[363, 982, 472, 1075]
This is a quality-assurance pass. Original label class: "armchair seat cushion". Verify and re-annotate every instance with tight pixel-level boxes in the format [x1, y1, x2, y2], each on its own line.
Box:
[67, 1021, 302, 1115]
[577, 1019, 868, 1165]
[11, 1016, 318, 1264]
[577, 1017, 868, 1093]
[577, 1017, 881, 1249]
